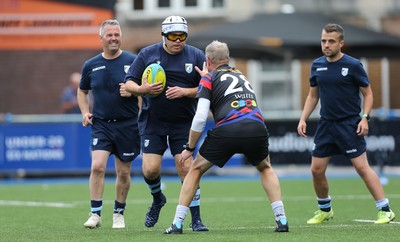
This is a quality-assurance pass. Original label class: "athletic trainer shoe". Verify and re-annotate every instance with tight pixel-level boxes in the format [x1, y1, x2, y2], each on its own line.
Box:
[307, 209, 334, 224]
[145, 193, 167, 227]
[84, 213, 102, 228]
[375, 210, 395, 224]
[190, 219, 209, 231]
[112, 213, 125, 229]
[164, 223, 183, 234]
[274, 218, 289, 232]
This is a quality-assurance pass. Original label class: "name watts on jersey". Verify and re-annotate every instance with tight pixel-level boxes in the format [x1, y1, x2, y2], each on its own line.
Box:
[316, 67, 328, 71]
[92, 66, 106, 72]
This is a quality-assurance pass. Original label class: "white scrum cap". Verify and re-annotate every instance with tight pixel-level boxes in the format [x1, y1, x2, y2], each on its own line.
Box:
[161, 16, 188, 34]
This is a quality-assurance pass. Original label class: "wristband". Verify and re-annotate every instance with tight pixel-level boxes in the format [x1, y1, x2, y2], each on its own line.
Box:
[183, 143, 195, 152]
[361, 113, 370, 121]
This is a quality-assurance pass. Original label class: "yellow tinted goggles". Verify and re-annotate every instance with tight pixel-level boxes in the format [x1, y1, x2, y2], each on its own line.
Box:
[163, 32, 188, 42]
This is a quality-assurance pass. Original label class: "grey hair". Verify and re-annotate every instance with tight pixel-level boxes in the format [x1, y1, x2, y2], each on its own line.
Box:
[99, 19, 121, 36]
[205, 40, 230, 65]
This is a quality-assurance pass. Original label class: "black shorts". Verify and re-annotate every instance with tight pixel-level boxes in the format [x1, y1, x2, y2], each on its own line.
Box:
[91, 118, 140, 162]
[312, 116, 366, 159]
[199, 129, 269, 168]
[140, 119, 191, 156]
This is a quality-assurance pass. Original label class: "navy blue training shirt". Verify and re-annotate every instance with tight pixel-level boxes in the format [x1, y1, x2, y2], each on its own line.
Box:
[80, 51, 138, 120]
[310, 54, 370, 120]
[125, 42, 205, 123]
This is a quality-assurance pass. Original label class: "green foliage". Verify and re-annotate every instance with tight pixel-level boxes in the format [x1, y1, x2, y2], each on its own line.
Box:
[0, 177, 399, 241]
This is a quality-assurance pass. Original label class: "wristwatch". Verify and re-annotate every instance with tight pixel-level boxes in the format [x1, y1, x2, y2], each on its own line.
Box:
[361, 113, 370, 121]
[183, 143, 195, 152]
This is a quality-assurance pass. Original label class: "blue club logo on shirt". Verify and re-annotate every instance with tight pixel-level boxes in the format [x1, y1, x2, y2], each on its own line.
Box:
[341, 68, 348, 76]
[185, 63, 193, 73]
[124, 65, 130, 73]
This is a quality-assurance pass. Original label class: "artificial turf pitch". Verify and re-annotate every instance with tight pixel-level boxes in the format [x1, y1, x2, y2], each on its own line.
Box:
[1, 175, 399, 242]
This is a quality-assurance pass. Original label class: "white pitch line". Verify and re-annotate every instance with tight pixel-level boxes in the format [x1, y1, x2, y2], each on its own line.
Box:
[69, 193, 400, 205]
[353, 219, 400, 224]
[0, 200, 75, 208]
[2, 193, 400, 208]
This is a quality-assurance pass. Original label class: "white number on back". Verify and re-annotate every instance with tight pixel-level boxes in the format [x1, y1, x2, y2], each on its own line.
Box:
[221, 73, 254, 96]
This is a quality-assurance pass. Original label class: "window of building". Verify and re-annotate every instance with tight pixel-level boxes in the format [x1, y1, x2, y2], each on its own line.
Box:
[250, 60, 295, 112]
[125, 0, 225, 19]
[158, 0, 170, 8]
[260, 81, 292, 111]
[185, 0, 197, 7]
[133, 0, 143, 10]
[212, 0, 224, 8]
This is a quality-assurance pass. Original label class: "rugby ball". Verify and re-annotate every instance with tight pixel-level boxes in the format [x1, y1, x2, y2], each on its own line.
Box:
[142, 63, 166, 97]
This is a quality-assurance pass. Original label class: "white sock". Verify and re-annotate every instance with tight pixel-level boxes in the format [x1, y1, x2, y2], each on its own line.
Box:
[271, 201, 286, 220]
[376, 198, 389, 210]
[173, 205, 189, 225]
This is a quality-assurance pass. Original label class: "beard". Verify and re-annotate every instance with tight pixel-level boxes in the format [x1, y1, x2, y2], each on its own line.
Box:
[324, 48, 339, 58]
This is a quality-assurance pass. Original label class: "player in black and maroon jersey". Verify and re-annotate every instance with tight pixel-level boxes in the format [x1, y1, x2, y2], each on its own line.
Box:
[164, 40, 289, 235]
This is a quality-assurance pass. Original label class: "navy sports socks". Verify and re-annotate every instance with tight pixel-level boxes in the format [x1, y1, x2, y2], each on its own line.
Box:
[114, 200, 126, 215]
[189, 187, 201, 221]
[317, 197, 332, 212]
[90, 200, 103, 216]
[144, 175, 163, 204]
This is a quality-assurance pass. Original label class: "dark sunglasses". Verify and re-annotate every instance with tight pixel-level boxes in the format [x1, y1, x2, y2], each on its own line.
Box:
[163, 32, 188, 42]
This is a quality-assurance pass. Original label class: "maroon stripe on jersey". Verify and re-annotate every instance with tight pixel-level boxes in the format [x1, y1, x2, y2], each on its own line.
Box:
[200, 75, 212, 90]
[255, 112, 264, 121]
